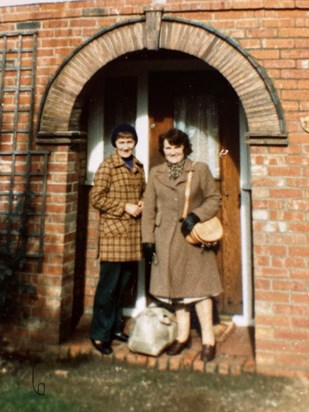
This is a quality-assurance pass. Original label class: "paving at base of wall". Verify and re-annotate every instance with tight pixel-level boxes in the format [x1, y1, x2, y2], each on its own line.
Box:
[58, 319, 256, 376]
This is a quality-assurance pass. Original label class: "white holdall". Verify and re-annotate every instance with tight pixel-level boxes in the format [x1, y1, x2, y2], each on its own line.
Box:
[128, 304, 177, 356]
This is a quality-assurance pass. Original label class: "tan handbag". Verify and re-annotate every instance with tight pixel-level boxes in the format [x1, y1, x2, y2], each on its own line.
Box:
[182, 165, 223, 245]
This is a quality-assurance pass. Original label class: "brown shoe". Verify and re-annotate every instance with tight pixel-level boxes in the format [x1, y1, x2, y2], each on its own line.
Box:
[200, 344, 216, 362]
[166, 338, 191, 356]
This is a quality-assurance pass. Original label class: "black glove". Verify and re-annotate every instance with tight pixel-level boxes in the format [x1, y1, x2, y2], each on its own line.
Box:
[181, 212, 200, 237]
[142, 243, 156, 264]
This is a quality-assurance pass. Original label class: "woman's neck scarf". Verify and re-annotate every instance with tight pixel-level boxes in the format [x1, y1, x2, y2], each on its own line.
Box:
[166, 158, 186, 180]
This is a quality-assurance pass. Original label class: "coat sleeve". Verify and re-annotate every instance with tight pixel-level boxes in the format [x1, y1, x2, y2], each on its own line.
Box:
[190, 162, 221, 221]
[141, 169, 157, 244]
[91, 160, 126, 216]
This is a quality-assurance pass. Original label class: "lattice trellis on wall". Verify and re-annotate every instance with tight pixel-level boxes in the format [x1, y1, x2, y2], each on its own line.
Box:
[0, 31, 49, 271]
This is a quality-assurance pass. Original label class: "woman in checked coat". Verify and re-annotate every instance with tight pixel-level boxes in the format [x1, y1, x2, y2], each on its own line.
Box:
[142, 128, 222, 362]
[90, 124, 145, 355]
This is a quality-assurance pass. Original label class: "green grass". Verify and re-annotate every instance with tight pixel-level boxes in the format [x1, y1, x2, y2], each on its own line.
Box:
[0, 356, 307, 412]
[0, 378, 83, 412]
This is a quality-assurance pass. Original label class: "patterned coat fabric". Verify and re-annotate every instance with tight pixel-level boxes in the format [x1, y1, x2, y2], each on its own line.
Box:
[91, 151, 145, 262]
[141, 159, 223, 299]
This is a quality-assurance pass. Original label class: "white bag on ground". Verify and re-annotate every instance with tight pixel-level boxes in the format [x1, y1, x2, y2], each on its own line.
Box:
[128, 304, 177, 356]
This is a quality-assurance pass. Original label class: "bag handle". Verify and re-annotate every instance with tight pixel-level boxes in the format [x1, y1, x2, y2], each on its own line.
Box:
[182, 162, 196, 219]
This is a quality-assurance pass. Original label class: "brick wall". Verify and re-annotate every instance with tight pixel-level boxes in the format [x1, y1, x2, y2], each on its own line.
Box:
[0, 1, 308, 377]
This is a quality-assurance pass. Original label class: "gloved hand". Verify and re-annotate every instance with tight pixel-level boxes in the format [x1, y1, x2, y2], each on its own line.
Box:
[142, 243, 156, 264]
[181, 212, 200, 237]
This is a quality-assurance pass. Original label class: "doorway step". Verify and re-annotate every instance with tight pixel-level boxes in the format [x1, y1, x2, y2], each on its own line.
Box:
[58, 318, 255, 375]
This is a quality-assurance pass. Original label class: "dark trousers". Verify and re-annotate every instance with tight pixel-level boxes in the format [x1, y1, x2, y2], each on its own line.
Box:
[90, 261, 137, 342]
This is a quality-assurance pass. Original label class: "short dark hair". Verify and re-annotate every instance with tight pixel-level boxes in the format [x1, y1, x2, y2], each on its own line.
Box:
[111, 123, 138, 147]
[158, 128, 193, 157]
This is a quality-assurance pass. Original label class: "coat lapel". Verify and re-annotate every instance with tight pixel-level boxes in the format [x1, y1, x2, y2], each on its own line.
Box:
[175, 158, 195, 186]
[111, 151, 144, 175]
[154, 162, 175, 189]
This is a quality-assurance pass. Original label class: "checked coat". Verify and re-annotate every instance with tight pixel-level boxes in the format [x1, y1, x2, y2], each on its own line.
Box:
[141, 159, 223, 299]
[91, 151, 145, 262]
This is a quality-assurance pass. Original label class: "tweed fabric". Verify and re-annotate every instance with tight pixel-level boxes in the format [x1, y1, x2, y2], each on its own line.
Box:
[91, 151, 145, 262]
[141, 159, 223, 299]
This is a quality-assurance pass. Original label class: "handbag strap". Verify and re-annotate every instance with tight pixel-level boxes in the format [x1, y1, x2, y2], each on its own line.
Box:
[182, 162, 195, 219]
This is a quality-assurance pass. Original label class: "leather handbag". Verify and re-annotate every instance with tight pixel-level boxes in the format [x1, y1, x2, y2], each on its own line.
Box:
[182, 165, 223, 245]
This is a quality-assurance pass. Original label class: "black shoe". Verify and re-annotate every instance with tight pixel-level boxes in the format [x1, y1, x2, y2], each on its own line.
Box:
[91, 339, 113, 355]
[114, 332, 129, 343]
[166, 338, 191, 356]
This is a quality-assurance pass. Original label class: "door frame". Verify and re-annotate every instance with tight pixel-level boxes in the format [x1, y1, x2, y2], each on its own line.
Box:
[235, 105, 254, 326]
[86, 58, 254, 325]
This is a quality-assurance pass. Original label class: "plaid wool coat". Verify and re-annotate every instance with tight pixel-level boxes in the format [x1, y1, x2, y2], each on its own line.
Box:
[91, 151, 145, 262]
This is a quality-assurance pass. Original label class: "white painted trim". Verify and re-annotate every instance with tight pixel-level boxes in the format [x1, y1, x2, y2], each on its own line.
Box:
[123, 261, 147, 318]
[233, 104, 254, 327]
[135, 73, 150, 180]
[124, 74, 149, 317]
[86, 92, 104, 186]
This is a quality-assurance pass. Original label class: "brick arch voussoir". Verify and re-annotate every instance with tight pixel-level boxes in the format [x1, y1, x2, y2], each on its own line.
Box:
[159, 21, 285, 140]
[37, 18, 286, 145]
[38, 21, 145, 136]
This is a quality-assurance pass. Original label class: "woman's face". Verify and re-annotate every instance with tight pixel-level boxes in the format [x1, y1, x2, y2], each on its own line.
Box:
[163, 139, 185, 164]
[115, 135, 136, 158]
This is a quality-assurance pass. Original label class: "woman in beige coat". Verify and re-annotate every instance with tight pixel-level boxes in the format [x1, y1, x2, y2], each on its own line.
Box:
[142, 128, 222, 362]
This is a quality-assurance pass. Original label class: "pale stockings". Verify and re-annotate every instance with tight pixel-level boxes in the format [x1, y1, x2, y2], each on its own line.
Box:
[195, 298, 215, 346]
[174, 298, 215, 345]
[174, 305, 191, 342]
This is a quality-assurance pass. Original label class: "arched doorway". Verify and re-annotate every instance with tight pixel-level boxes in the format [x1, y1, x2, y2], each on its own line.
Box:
[36, 12, 287, 334]
[83, 49, 243, 320]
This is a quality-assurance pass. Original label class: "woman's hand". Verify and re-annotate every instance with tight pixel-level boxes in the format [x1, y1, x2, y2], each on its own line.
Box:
[142, 243, 156, 264]
[125, 202, 143, 217]
[181, 212, 200, 237]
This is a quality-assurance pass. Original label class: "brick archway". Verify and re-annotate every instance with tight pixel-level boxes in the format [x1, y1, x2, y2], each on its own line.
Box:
[37, 12, 287, 145]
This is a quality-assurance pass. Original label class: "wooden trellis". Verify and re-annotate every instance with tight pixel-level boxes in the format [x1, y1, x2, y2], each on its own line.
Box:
[0, 31, 49, 271]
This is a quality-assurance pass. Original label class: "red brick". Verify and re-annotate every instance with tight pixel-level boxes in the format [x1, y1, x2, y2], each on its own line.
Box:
[147, 357, 158, 369]
[292, 318, 309, 328]
[291, 293, 309, 304]
[255, 291, 289, 303]
[255, 315, 290, 327]
[193, 358, 207, 373]
[273, 304, 308, 316]
[218, 359, 230, 375]
[157, 355, 169, 371]
[242, 358, 256, 374]
[275, 329, 309, 341]
[169, 356, 182, 371]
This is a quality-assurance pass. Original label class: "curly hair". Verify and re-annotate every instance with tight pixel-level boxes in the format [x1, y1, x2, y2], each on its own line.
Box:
[158, 128, 193, 157]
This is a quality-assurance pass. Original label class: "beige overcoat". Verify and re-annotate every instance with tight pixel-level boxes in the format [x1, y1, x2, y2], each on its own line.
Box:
[141, 159, 223, 299]
[91, 151, 145, 262]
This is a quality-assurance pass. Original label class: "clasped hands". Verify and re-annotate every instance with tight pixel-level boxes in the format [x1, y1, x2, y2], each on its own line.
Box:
[125, 200, 143, 218]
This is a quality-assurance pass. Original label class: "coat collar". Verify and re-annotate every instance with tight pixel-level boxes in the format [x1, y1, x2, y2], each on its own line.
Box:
[155, 158, 195, 187]
[111, 151, 144, 173]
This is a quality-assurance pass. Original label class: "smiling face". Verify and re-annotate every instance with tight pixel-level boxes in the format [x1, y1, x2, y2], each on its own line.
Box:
[115, 135, 136, 158]
[163, 139, 185, 164]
